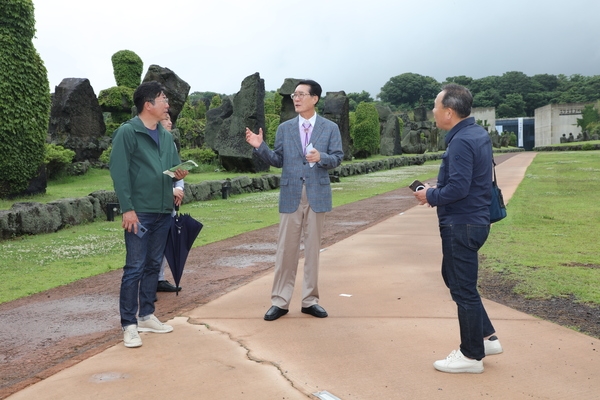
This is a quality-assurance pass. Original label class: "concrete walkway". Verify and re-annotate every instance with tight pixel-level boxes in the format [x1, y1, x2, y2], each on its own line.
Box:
[8, 152, 600, 400]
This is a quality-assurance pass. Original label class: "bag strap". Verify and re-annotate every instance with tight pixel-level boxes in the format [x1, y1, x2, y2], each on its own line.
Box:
[492, 157, 498, 184]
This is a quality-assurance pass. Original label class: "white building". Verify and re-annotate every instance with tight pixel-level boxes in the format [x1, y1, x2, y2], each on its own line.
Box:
[534, 103, 591, 146]
[471, 107, 496, 132]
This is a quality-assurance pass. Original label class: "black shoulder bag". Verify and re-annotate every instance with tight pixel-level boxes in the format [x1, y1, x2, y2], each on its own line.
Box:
[490, 158, 507, 223]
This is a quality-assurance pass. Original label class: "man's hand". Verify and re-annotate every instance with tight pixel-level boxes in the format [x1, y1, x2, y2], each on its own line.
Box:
[173, 169, 188, 180]
[306, 148, 321, 164]
[122, 210, 139, 233]
[413, 183, 432, 206]
[173, 187, 184, 206]
[245, 127, 264, 148]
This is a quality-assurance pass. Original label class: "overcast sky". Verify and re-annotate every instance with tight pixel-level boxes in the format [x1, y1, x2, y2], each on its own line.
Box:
[32, 0, 600, 99]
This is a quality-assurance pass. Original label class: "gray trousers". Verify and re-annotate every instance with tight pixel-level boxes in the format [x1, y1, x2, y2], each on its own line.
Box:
[271, 185, 325, 309]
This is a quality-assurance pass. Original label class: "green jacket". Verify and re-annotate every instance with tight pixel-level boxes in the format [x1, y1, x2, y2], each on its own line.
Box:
[109, 116, 181, 214]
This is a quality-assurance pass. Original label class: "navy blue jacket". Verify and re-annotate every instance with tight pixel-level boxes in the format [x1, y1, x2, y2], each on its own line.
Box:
[425, 117, 492, 225]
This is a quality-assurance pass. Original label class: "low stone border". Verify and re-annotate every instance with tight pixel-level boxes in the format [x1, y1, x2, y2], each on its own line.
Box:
[0, 150, 522, 240]
[533, 143, 600, 151]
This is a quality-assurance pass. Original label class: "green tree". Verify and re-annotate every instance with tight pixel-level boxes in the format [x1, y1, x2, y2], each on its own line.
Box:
[352, 102, 380, 158]
[264, 91, 282, 115]
[347, 91, 374, 112]
[551, 74, 594, 104]
[576, 104, 600, 132]
[265, 114, 280, 148]
[473, 89, 502, 108]
[497, 93, 526, 118]
[177, 117, 205, 149]
[209, 94, 222, 110]
[497, 71, 533, 97]
[349, 111, 357, 138]
[470, 75, 500, 94]
[189, 91, 221, 110]
[444, 75, 474, 87]
[378, 73, 439, 110]
[470, 76, 502, 109]
[531, 73, 559, 92]
[111, 50, 143, 89]
[0, 0, 51, 197]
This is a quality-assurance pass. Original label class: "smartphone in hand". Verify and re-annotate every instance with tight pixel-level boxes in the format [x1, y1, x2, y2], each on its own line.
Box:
[409, 180, 426, 192]
[135, 223, 148, 238]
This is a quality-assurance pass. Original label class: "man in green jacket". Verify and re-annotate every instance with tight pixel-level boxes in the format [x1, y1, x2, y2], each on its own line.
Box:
[109, 81, 188, 348]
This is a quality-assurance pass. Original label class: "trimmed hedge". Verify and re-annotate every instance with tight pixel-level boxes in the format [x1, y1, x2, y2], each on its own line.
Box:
[111, 50, 142, 89]
[0, 0, 51, 198]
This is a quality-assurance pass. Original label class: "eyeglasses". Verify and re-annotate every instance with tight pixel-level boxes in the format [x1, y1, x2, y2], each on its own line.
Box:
[290, 92, 312, 100]
[154, 97, 169, 104]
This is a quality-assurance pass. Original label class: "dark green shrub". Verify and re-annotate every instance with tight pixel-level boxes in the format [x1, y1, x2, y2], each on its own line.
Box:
[178, 117, 205, 149]
[180, 147, 218, 166]
[44, 144, 75, 179]
[265, 114, 280, 148]
[111, 50, 142, 89]
[99, 146, 112, 164]
[581, 142, 594, 151]
[98, 86, 135, 129]
[264, 91, 282, 115]
[209, 95, 222, 110]
[0, 0, 51, 198]
[194, 101, 207, 120]
[352, 102, 380, 158]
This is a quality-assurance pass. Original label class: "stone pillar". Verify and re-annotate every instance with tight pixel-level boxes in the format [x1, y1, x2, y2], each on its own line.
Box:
[322, 91, 351, 161]
[206, 73, 269, 173]
[48, 78, 108, 162]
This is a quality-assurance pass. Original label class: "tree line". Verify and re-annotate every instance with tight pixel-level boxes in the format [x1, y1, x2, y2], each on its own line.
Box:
[375, 71, 600, 118]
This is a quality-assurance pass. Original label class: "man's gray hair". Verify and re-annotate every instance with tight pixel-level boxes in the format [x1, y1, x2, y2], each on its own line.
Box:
[441, 84, 473, 118]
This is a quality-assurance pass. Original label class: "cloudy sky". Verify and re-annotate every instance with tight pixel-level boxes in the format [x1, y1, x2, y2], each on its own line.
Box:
[32, 0, 600, 99]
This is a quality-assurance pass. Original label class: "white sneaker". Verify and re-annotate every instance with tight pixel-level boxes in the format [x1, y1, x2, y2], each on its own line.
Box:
[485, 335, 503, 355]
[434, 349, 484, 374]
[123, 324, 142, 348]
[137, 314, 173, 333]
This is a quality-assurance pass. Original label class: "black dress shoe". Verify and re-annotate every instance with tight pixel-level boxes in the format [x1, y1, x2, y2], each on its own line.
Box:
[264, 306, 288, 321]
[157, 280, 181, 292]
[301, 304, 328, 318]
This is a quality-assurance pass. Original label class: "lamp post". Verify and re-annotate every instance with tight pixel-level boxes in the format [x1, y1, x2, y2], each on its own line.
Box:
[221, 179, 232, 199]
[106, 202, 119, 221]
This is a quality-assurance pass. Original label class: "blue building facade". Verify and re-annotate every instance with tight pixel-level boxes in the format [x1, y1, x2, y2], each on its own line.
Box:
[495, 117, 535, 151]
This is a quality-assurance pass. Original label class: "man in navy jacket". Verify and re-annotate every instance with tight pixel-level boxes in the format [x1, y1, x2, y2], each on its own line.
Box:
[414, 84, 503, 373]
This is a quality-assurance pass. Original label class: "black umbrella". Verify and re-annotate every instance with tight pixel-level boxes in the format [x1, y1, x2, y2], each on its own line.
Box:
[164, 213, 203, 295]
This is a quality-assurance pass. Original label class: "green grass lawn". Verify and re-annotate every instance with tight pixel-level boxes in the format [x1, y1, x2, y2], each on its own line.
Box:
[480, 151, 600, 304]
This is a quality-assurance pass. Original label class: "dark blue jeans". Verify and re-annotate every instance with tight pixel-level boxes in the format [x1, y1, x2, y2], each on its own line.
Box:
[440, 224, 495, 360]
[120, 212, 171, 327]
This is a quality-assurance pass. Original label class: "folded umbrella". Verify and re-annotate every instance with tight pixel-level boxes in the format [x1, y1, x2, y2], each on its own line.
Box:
[164, 213, 203, 295]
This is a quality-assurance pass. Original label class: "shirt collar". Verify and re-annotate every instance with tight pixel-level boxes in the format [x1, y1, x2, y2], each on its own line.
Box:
[299, 113, 317, 129]
[445, 117, 475, 144]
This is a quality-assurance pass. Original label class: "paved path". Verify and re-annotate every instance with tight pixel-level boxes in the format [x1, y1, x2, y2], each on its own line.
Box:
[8, 152, 600, 400]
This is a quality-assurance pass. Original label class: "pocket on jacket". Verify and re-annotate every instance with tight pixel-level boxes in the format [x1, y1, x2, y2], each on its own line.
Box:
[319, 177, 330, 185]
[280, 178, 289, 186]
